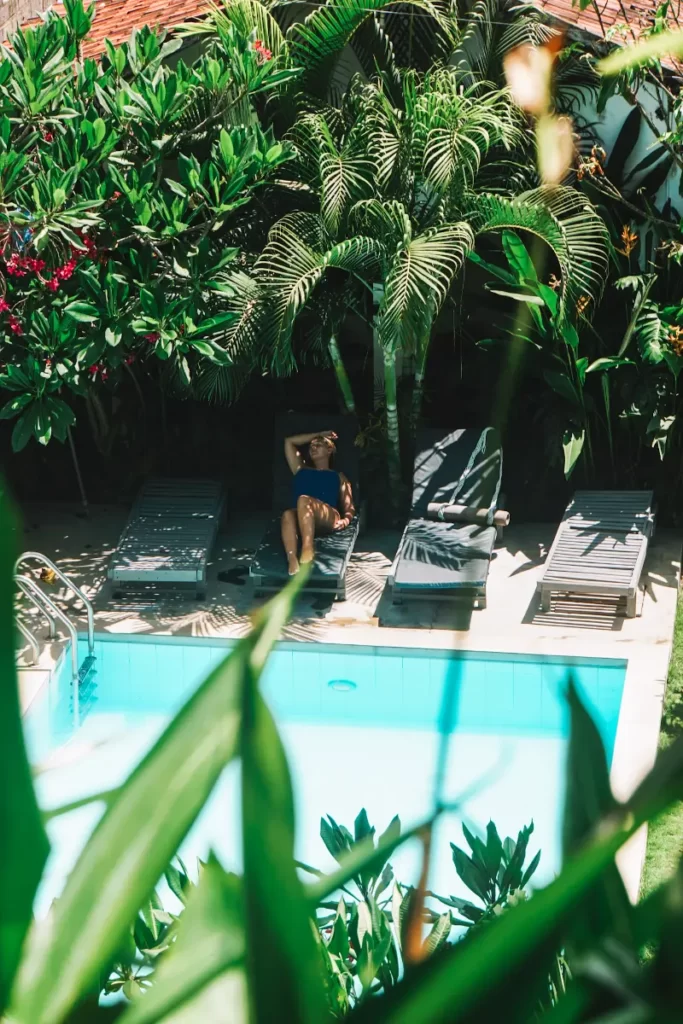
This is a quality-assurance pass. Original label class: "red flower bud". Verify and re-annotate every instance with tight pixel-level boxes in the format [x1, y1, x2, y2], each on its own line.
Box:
[0, 298, 11, 313]
[8, 315, 23, 335]
[143, 332, 159, 343]
[46, 276, 59, 291]
[42, 130, 54, 143]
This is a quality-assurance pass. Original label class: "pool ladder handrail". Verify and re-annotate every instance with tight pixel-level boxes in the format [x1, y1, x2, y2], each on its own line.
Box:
[14, 575, 80, 726]
[16, 618, 40, 666]
[16, 551, 94, 656]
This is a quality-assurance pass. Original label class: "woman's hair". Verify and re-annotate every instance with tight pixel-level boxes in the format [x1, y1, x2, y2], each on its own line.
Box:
[305, 435, 336, 467]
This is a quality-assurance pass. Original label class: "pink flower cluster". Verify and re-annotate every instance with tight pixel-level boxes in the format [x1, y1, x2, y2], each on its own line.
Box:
[5, 253, 45, 277]
[88, 363, 109, 381]
[0, 296, 23, 335]
[45, 255, 78, 291]
[254, 39, 273, 63]
[4, 228, 100, 293]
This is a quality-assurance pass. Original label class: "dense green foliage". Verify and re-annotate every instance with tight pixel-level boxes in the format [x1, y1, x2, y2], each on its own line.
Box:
[5, 0, 683, 509]
[0, 0, 294, 452]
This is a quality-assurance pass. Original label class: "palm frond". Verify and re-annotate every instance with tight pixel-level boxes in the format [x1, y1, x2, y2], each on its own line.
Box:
[193, 271, 267, 403]
[256, 211, 382, 356]
[416, 79, 524, 195]
[179, 0, 286, 56]
[377, 221, 474, 353]
[287, 0, 448, 88]
[351, 198, 412, 249]
[467, 186, 610, 318]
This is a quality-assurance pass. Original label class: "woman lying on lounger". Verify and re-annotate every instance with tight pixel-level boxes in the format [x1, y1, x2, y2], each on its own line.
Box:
[281, 429, 355, 575]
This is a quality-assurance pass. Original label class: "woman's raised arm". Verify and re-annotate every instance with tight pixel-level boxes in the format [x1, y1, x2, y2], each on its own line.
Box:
[284, 430, 337, 474]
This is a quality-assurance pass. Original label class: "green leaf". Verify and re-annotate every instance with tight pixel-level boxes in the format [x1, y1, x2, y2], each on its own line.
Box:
[0, 492, 49, 1013]
[422, 912, 451, 957]
[486, 289, 544, 305]
[10, 580, 305, 1024]
[219, 128, 234, 166]
[0, 394, 32, 420]
[191, 339, 218, 358]
[190, 313, 238, 337]
[563, 430, 585, 478]
[11, 407, 39, 452]
[501, 230, 538, 283]
[64, 301, 99, 323]
[120, 860, 245, 1024]
[543, 371, 581, 406]
[586, 358, 633, 373]
[562, 680, 632, 954]
[92, 118, 106, 146]
[240, 566, 327, 1023]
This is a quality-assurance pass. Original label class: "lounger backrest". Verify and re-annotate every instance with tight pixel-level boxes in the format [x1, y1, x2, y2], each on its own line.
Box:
[412, 427, 502, 518]
[271, 414, 360, 514]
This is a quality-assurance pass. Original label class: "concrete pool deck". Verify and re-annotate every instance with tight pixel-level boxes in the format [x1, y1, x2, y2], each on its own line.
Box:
[16, 501, 682, 899]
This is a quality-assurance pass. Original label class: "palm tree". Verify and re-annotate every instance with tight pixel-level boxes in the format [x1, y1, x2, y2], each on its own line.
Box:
[256, 64, 609, 511]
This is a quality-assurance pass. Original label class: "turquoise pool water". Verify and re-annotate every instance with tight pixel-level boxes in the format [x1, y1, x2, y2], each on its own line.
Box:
[25, 637, 626, 916]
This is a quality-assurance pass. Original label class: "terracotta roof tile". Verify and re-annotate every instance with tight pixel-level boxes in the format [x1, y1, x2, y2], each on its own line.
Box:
[18, 0, 209, 58]
[12, 0, 683, 71]
[534, 0, 683, 74]
[534, 0, 683, 55]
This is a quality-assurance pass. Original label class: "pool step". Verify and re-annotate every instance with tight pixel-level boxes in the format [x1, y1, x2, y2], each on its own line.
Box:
[76, 655, 98, 715]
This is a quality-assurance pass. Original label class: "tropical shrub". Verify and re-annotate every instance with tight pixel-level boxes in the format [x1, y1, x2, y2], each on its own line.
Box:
[0, 0, 295, 452]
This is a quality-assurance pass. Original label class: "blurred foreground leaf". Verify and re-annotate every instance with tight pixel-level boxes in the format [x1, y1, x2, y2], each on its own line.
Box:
[599, 29, 683, 75]
[11, 577, 306, 1024]
[241, 590, 328, 1023]
[0, 490, 50, 1013]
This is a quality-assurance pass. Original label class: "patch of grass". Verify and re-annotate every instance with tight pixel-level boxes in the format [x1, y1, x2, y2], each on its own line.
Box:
[640, 591, 683, 897]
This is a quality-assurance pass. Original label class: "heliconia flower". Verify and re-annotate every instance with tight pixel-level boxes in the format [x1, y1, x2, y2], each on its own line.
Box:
[8, 315, 23, 335]
[253, 39, 273, 62]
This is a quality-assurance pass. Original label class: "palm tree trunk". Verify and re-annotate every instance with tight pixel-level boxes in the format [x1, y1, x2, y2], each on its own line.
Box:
[383, 350, 402, 514]
[328, 333, 355, 414]
[410, 330, 430, 443]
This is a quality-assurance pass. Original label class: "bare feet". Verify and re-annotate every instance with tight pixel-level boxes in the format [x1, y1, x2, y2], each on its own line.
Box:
[287, 554, 299, 576]
[300, 545, 314, 565]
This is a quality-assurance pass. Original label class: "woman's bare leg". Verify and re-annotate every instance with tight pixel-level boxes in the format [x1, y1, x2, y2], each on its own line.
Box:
[296, 494, 340, 563]
[281, 508, 300, 574]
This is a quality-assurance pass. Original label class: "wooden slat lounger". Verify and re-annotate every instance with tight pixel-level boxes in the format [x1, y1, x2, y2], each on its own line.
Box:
[537, 490, 655, 618]
[108, 478, 225, 598]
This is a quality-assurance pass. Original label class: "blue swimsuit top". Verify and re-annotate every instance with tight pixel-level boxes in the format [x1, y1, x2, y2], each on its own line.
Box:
[291, 467, 340, 510]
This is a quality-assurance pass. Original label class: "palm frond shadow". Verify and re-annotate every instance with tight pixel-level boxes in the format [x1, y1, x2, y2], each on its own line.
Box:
[400, 520, 493, 573]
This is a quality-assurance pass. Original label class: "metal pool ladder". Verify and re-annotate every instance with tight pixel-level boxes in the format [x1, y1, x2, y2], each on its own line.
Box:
[15, 552, 96, 727]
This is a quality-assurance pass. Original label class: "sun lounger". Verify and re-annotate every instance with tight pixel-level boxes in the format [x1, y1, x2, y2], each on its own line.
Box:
[537, 490, 655, 617]
[388, 427, 505, 608]
[108, 478, 225, 598]
[250, 414, 360, 600]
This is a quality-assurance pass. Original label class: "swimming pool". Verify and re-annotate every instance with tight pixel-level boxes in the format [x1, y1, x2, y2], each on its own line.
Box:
[25, 636, 626, 916]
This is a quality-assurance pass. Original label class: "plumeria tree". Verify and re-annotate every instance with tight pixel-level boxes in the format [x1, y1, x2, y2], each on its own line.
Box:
[0, 0, 296, 451]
